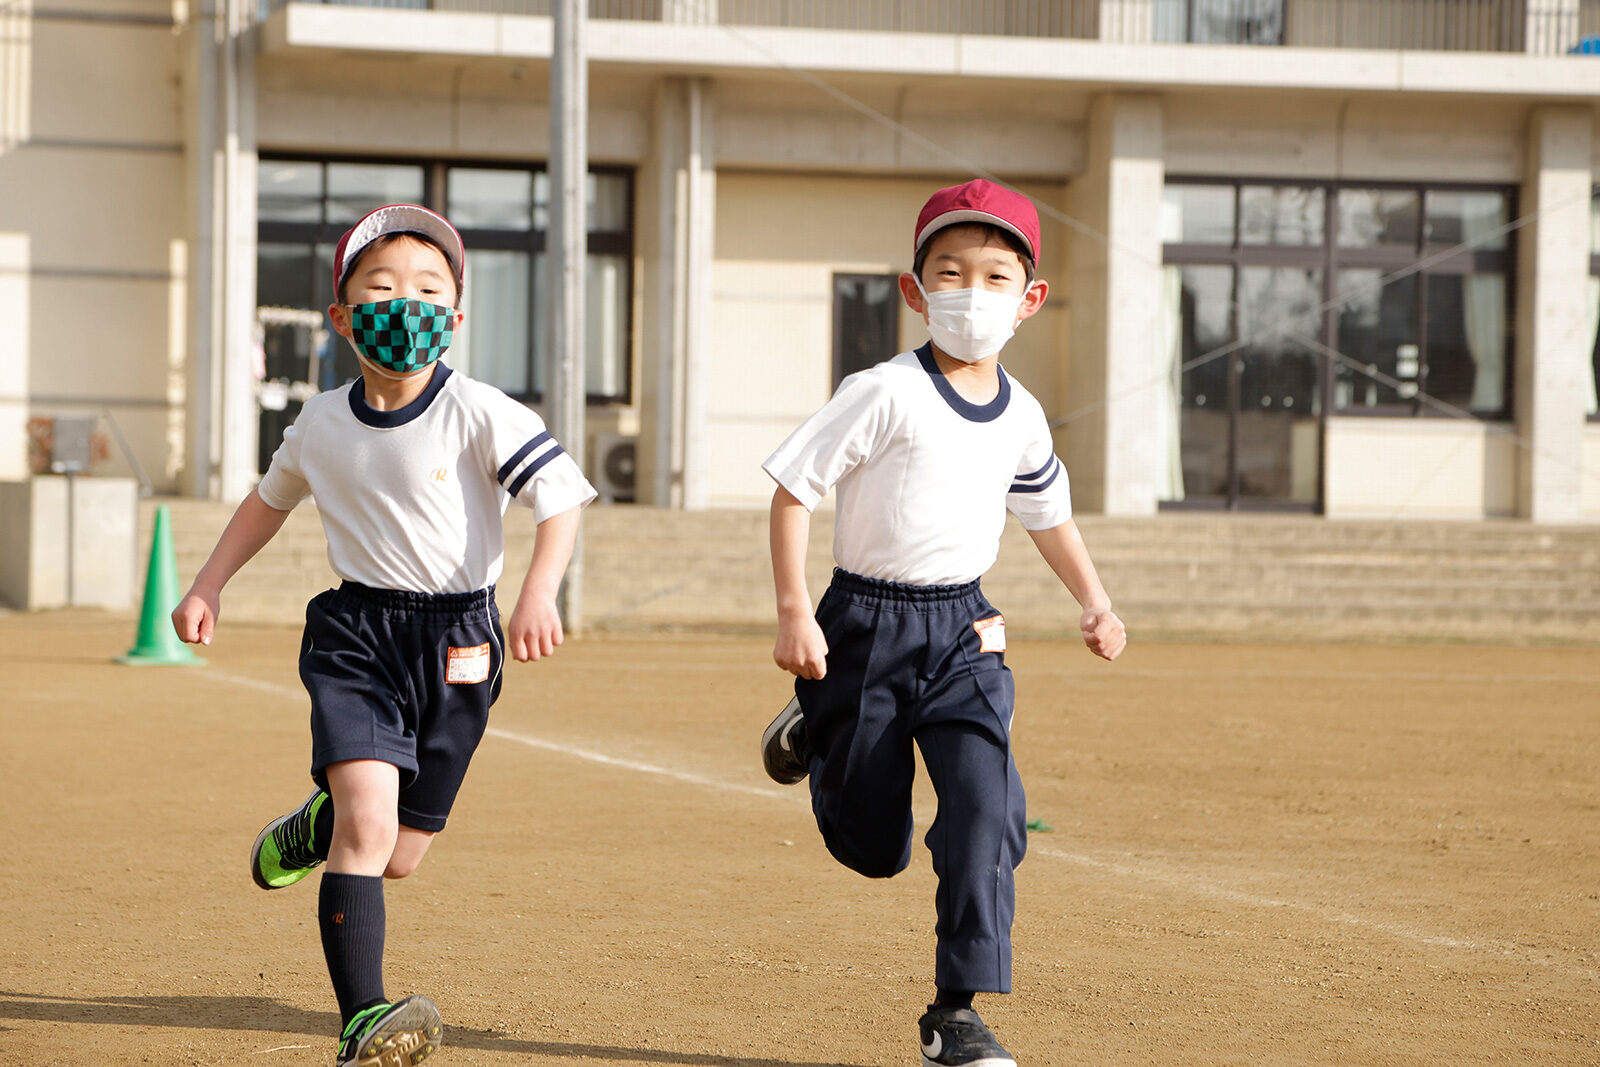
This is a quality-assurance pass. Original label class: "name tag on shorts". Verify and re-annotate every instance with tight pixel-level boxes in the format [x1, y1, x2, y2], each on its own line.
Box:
[973, 615, 1006, 653]
[446, 643, 491, 684]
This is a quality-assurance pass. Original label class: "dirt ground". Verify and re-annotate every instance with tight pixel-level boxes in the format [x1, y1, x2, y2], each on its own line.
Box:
[2, 610, 1597, 1066]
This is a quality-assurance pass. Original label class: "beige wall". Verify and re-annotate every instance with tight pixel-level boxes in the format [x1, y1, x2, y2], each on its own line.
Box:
[1165, 91, 1526, 183]
[704, 170, 1069, 507]
[0, 234, 26, 481]
[256, 54, 653, 165]
[1324, 417, 1517, 519]
[0, 7, 184, 488]
[1583, 425, 1600, 518]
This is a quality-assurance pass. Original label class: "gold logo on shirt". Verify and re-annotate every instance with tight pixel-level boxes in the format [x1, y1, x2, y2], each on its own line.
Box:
[430, 467, 449, 482]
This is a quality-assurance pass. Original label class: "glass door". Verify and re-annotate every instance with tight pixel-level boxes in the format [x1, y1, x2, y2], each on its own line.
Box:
[1168, 264, 1323, 508]
[1235, 266, 1323, 504]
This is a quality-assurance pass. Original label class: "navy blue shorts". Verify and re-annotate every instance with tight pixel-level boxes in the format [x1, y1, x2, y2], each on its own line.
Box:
[299, 581, 504, 833]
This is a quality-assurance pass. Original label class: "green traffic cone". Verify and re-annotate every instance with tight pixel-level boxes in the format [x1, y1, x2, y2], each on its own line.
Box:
[117, 505, 203, 666]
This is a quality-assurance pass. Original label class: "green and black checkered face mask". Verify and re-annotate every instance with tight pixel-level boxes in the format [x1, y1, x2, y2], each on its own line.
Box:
[344, 298, 455, 374]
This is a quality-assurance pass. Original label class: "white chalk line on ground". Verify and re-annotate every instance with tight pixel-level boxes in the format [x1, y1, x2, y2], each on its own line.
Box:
[205, 669, 1595, 980]
[1023, 665, 1600, 686]
[484, 727, 791, 800]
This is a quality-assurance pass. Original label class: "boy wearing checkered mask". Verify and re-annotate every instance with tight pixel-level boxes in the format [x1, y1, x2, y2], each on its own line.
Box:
[173, 204, 597, 1066]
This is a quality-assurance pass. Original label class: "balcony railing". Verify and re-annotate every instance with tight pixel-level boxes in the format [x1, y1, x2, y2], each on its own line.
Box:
[274, 0, 1100, 36]
[261, 0, 1597, 54]
[1284, 0, 1528, 52]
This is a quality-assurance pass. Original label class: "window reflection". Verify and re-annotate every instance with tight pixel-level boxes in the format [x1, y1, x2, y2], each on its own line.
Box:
[1240, 186, 1324, 247]
[1337, 189, 1420, 249]
[1424, 190, 1507, 251]
[449, 169, 533, 230]
[259, 162, 323, 224]
[459, 250, 531, 396]
[1162, 183, 1234, 245]
[325, 163, 425, 224]
[1335, 270, 1416, 409]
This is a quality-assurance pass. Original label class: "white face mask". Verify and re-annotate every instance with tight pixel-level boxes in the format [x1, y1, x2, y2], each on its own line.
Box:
[915, 277, 1030, 363]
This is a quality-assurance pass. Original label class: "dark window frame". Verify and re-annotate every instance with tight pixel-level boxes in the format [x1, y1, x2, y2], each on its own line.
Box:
[1162, 175, 1517, 421]
[831, 271, 902, 389]
[256, 152, 636, 407]
[1590, 184, 1600, 423]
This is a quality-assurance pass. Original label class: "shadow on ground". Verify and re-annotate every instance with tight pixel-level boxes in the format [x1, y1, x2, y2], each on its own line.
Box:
[0, 990, 869, 1066]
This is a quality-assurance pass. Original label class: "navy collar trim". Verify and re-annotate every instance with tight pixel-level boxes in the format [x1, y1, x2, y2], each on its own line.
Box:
[914, 344, 1010, 423]
[349, 363, 453, 428]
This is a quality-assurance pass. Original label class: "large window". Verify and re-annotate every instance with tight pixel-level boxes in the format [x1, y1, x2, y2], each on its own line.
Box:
[1164, 179, 1514, 419]
[1161, 178, 1515, 508]
[257, 156, 634, 408]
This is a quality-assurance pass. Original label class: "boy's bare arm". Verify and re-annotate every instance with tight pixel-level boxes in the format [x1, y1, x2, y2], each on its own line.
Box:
[172, 489, 293, 644]
[1026, 519, 1127, 661]
[508, 505, 582, 663]
[770, 487, 828, 679]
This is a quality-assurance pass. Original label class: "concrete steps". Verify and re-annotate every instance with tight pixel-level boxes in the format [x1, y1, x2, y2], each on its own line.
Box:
[138, 500, 1600, 644]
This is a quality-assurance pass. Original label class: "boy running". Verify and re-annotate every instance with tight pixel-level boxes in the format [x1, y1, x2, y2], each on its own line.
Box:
[173, 204, 595, 1066]
[759, 179, 1126, 1067]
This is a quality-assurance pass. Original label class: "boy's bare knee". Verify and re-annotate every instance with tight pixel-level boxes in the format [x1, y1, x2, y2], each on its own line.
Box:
[383, 857, 419, 879]
[335, 809, 398, 859]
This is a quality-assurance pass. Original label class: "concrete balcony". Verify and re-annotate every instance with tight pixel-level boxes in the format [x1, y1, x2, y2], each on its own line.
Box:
[253, 2, 1600, 102]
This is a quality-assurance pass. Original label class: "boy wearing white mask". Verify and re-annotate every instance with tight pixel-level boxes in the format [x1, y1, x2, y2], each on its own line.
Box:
[759, 179, 1125, 1067]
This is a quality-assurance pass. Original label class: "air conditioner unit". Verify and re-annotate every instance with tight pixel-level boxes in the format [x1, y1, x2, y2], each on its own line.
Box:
[591, 432, 637, 504]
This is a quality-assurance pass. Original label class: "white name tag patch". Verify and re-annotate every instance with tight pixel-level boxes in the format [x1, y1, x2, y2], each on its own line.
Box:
[974, 615, 1006, 653]
[446, 643, 491, 684]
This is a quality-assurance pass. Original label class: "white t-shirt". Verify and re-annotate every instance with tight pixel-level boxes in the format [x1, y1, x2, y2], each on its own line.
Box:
[763, 345, 1072, 586]
[256, 364, 597, 594]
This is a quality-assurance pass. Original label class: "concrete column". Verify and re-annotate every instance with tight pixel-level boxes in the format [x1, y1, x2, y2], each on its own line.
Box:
[0, 234, 27, 482]
[182, 0, 257, 501]
[1514, 106, 1591, 523]
[1099, 0, 1153, 43]
[0, 0, 29, 151]
[219, 2, 259, 501]
[1064, 93, 1165, 515]
[181, 0, 218, 497]
[1525, 0, 1580, 55]
[638, 75, 715, 509]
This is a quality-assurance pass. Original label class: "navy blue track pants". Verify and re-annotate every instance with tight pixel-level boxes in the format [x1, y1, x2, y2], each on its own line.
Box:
[795, 569, 1028, 993]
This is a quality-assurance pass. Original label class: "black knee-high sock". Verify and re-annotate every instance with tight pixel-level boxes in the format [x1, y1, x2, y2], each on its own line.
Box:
[935, 988, 974, 1010]
[319, 873, 387, 1029]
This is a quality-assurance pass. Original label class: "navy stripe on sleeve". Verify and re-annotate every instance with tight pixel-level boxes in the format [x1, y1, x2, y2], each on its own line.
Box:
[507, 444, 565, 499]
[1016, 455, 1056, 482]
[1009, 458, 1061, 494]
[498, 431, 553, 485]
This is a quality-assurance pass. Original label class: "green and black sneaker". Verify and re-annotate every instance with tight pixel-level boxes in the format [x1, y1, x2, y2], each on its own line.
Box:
[335, 996, 444, 1067]
[250, 789, 330, 890]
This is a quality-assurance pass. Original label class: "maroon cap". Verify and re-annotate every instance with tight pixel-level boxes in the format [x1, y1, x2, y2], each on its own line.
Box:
[332, 203, 465, 294]
[914, 179, 1041, 265]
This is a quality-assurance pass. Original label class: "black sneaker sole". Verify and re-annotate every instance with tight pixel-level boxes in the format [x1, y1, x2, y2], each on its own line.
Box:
[249, 789, 324, 891]
[760, 697, 808, 785]
[348, 995, 444, 1067]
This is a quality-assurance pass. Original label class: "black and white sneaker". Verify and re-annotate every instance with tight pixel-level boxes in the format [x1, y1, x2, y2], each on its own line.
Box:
[759, 696, 809, 785]
[918, 1005, 1017, 1067]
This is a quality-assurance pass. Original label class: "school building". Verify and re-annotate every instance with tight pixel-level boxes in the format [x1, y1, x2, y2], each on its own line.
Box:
[5, 0, 1600, 522]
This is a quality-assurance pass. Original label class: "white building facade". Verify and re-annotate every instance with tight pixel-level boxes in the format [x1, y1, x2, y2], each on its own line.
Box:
[5, 0, 1600, 520]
